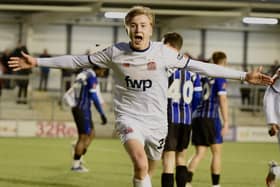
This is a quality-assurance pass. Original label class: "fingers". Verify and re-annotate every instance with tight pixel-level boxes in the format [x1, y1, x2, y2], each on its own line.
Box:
[8, 61, 19, 67]
[256, 66, 263, 73]
[261, 74, 273, 85]
[257, 66, 273, 84]
[253, 72, 273, 85]
[8, 57, 21, 71]
[12, 67, 22, 71]
[21, 51, 29, 58]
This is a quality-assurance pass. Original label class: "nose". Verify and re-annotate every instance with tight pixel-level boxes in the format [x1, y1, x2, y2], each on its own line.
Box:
[135, 25, 141, 32]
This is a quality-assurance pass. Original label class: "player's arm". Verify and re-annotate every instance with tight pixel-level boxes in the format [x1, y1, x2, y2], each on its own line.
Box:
[219, 94, 229, 136]
[8, 47, 112, 71]
[90, 84, 107, 125]
[162, 45, 272, 85]
[217, 79, 229, 136]
[187, 59, 272, 85]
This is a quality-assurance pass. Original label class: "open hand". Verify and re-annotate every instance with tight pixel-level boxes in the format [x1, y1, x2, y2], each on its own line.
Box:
[245, 66, 272, 85]
[8, 51, 37, 71]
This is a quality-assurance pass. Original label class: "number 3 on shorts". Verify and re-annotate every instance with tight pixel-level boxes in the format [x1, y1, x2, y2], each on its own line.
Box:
[157, 138, 165, 149]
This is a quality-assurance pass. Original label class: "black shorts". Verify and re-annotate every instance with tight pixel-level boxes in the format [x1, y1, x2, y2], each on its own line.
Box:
[191, 117, 215, 146]
[164, 123, 191, 152]
[71, 107, 94, 135]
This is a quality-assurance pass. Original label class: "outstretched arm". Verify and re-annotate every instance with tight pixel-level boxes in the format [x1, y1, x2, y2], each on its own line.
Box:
[8, 51, 91, 70]
[8, 49, 111, 71]
[187, 59, 272, 85]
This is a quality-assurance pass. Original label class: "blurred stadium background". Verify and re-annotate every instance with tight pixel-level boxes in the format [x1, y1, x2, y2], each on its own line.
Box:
[0, 0, 279, 186]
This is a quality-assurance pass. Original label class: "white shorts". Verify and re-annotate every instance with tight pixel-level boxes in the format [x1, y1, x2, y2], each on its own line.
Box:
[263, 87, 280, 125]
[271, 165, 280, 179]
[115, 118, 167, 161]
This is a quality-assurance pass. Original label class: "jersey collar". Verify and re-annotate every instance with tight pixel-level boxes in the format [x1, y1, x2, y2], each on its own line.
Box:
[129, 42, 151, 52]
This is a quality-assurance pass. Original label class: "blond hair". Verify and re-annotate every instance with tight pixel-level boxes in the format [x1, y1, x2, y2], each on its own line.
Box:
[124, 6, 154, 27]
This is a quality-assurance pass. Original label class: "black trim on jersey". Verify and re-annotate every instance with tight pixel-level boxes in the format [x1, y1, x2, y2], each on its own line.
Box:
[271, 85, 280, 94]
[180, 69, 185, 123]
[87, 55, 94, 65]
[129, 42, 151, 52]
[184, 57, 191, 69]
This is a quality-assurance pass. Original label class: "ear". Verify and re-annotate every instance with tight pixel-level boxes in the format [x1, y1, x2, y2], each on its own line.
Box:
[125, 27, 128, 35]
[149, 26, 153, 37]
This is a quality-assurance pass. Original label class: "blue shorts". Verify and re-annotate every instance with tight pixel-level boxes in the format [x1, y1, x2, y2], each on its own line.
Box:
[214, 117, 223, 144]
[71, 107, 93, 135]
[192, 117, 223, 146]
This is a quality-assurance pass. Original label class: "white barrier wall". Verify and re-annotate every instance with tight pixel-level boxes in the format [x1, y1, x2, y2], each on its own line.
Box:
[0, 120, 77, 138]
[236, 126, 277, 142]
[206, 30, 244, 63]
[0, 120, 114, 138]
[0, 119, 277, 143]
[29, 25, 67, 55]
[1, 23, 279, 65]
[117, 27, 130, 43]
[72, 26, 113, 54]
[248, 32, 280, 65]
[0, 23, 20, 51]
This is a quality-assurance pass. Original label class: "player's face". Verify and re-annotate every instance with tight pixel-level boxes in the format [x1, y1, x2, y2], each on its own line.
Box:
[126, 14, 153, 50]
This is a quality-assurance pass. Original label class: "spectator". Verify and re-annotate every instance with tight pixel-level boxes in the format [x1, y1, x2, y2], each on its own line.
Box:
[39, 49, 51, 91]
[0, 48, 13, 89]
[11, 43, 31, 104]
[0, 62, 4, 96]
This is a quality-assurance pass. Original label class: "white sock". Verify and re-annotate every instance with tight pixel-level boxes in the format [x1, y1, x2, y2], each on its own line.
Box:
[72, 160, 80, 168]
[213, 185, 220, 187]
[133, 175, 152, 187]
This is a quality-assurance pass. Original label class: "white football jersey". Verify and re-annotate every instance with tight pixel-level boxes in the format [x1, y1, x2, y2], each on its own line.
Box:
[104, 42, 187, 128]
[39, 42, 187, 128]
[38, 41, 245, 129]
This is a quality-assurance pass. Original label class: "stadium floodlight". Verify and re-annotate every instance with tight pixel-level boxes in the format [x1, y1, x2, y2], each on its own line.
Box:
[242, 17, 278, 25]
[104, 12, 126, 19]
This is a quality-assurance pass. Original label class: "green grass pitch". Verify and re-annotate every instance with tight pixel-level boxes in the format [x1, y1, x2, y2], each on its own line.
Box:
[0, 138, 278, 187]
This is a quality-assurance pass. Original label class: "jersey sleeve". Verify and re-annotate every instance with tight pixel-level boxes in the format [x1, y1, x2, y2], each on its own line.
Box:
[215, 78, 227, 95]
[192, 73, 202, 92]
[87, 72, 105, 114]
[187, 59, 246, 80]
[161, 45, 189, 69]
[88, 75, 98, 89]
[37, 46, 112, 69]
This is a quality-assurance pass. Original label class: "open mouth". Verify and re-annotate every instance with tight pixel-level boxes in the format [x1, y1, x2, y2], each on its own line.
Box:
[134, 35, 143, 43]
